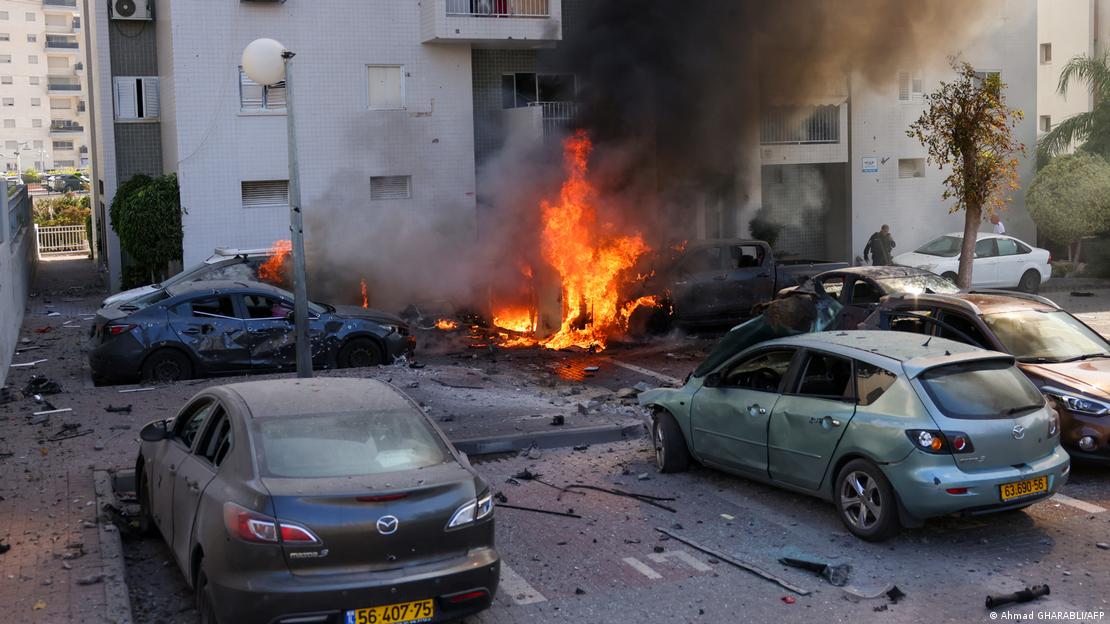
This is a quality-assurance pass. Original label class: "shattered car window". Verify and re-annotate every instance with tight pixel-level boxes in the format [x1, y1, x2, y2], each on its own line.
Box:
[243, 295, 292, 320]
[122, 288, 170, 310]
[721, 349, 794, 391]
[191, 296, 237, 319]
[877, 275, 959, 295]
[795, 352, 854, 399]
[253, 410, 452, 478]
[203, 262, 256, 282]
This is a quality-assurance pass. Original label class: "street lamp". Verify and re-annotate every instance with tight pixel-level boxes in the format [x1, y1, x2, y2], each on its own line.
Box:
[242, 38, 312, 378]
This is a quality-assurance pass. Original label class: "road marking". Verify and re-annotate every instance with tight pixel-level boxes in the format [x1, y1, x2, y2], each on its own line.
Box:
[648, 549, 712, 572]
[1052, 493, 1107, 514]
[606, 359, 683, 386]
[622, 556, 663, 580]
[499, 562, 547, 605]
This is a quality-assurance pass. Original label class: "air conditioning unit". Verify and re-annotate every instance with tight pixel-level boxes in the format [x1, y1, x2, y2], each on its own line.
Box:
[110, 0, 152, 21]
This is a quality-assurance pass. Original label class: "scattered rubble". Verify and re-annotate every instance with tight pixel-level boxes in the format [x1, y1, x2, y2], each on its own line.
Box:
[655, 527, 811, 595]
[104, 404, 133, 414]
[779, 557, 851, 587]
[985, 585, 1050, 609]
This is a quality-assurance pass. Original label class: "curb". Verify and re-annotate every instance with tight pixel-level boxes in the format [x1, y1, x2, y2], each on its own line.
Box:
[92, 470, 135, 624]
[453, 420, 645, 456]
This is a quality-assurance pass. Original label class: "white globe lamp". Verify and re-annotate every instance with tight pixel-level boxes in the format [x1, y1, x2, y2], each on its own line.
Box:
[241, 38, 288, 86]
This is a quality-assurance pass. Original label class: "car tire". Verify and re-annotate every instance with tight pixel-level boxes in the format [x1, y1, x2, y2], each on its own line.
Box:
[941, 272, 958, 285]
[141, 349, 193, 383]
[833, 458, 900, 541]
[653, 411, 691, 473]
[1018, 269, 1041, 293]
[338, 337, 385, 368]
[135, 461, 154, 536]
[195, 563, 219, 624]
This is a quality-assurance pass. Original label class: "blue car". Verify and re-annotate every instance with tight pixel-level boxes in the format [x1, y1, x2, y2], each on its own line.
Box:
[90, 280, 414, 383]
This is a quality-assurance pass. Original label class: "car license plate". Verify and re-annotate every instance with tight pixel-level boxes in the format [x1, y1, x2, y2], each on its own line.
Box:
[345, 599, 434, 624]
[1000, 476, 1048, 502]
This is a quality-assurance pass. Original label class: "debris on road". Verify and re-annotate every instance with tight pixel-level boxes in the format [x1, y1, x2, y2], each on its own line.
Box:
[32, 407, 72, 417]
[779, 557, 851, 587]
[511, 468, 541, 481]
[616, 387, 638, 399]
[10, 359, 48, 368]
[1070, 291, 1094, 297]
[34, 325, 54, 333]
[560, 484, 676, 513]
[1096, 542, 1109, 550]
[584, 366, 600, 373]
[76, 573, 105, 586]
[0, 541, 9, 555]
[104, 404, 133, 414]
[47, 424, 93, 441]
[118, 387, 155, 393]
[721, 513, 735, 521]
[23, 376, 61, 395]
[550, 415, 565, 426]
[985, 585, 1050, 609]
[781, 596, 796, 604]
[495, 503, 582, 518]
[655, 527, 811, 596]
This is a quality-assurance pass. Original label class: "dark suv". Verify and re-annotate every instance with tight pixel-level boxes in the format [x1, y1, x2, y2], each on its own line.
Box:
[861, 291, 1110, 461]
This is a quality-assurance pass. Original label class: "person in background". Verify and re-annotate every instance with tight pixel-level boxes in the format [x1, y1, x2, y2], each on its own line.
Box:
[990, 213, 1006, 235]
[863, 224, 896, 266]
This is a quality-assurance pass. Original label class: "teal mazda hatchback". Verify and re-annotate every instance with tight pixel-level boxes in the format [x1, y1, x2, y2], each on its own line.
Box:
[639, 331, 1071, 540]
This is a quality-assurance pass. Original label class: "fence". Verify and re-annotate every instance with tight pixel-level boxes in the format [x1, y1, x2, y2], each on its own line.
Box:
[760, 105, 841, 145]
[36, 224, 89, 256]
[446, 0, 550, 17]
[529, 101, 577, 138]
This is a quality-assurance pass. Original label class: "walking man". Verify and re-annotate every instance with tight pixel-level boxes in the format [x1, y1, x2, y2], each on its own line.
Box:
[864, 224, 896, 266]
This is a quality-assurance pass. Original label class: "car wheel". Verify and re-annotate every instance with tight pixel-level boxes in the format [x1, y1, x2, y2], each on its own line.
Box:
[141, 349, 193, 383]
[653, 411, 690, 473]
[834, 459, 900, 541]
[338, 338, 384, 368]
[941, 272, 958, 285]
[195, 563, 219, 624]
[1018, 269, 1041, 293]
[136, 462, 154, 536]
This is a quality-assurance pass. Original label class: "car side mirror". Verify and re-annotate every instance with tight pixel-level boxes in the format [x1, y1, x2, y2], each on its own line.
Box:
[140, 420, 169, 442]
[703, 372, 722, 388]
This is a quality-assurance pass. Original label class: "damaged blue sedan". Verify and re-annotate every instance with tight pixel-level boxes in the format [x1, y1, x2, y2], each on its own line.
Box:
[89, 280, 415, 383]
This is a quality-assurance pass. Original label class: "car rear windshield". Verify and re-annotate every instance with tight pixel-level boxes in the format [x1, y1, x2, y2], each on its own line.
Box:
[983, 310, 1110, 363]
[914, 235, 962, 257]
[878, 275, 960, 295]
[252, 410, 451, 478]
[118, 288, 169, 311]
[919, 359, 1044, 419]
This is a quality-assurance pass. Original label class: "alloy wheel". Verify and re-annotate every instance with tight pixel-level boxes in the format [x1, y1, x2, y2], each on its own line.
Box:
[349, 347, 375, 367]
[840, 470, 882, 530]
[153, 359, 182, 382]
[654, 423, 666, 469]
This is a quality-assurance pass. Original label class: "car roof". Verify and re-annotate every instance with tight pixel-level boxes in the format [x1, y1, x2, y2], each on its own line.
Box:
[939, 232, 1028, 243]
[166, 279, 285, 298]
[880, 291, 1059, 315]
[220, 378, 418, 419]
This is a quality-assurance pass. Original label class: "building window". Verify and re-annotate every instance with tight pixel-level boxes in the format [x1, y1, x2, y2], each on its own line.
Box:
[1, 98, 13, 107]
[113, 76, 160, 121]
[0, 12, 7, 20]
[0, 33, 8, 42]
[53, 140, 74, 151]
[367, 65, 404, 110]
[1040, 43, 1052, 64]
[54, 160, 75, 167]
[898, 158, 926, 179]
[28, 55, 37, 64]
[0, 76, 10, 85]
[32, 119, 41, 128]
[370, 175, 412, 200]
[25, 12, 35, 21]
[1039, 115, 1051, 132]
[29, 76, 39, 85]
[238, 68, 286, 112]
[897, 70, 923, 102]
[31, 98, 40, 107]
[0, 55, 11, 64]
[501, 72, 576, 108]
[27, 34, 35, 43]
[33, 140, 42, 148]
[2, 119, 14, 128]
[4, 140, 16, 151]
[50, 98, 71, 109]
[241, 180, 289, 210]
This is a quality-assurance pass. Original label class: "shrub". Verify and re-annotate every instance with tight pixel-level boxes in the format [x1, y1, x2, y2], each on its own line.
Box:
[1026, 153, 1110, 261]
[109, 174, 185, 284]
[33, 193, 91, 227]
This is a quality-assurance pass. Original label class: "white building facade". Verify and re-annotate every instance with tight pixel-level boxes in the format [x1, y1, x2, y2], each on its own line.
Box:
[0, 0, 90, 173]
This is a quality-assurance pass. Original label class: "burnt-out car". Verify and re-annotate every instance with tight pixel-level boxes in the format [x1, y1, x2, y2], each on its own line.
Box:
[90, 280, 414, 383]
[135, 377, 499, 624]
[862, 291, 1110, 462]
[784, 266, 960, 330]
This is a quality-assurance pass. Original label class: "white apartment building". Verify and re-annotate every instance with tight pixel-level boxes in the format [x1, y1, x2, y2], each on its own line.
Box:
[1035, 0, 1110, 148]
[0, 0, 90, 173]
[86, 0, 563, 291]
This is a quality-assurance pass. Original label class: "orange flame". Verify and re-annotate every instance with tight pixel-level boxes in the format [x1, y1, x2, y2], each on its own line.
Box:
[435, 319, 459, 330]
[360, 278, 369, 308]
[258, 240, 291, 284]
[538, 130, 650, 351]
[493, 306, 537, 334]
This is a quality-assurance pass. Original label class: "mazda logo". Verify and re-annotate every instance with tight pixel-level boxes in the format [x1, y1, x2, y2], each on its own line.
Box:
[1012, 425, 1025, 440]
[376, 515, 399, 536]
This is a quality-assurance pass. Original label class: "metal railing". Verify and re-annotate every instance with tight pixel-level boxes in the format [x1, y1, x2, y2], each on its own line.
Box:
[43, 0, 78, 7]
[446, 0, 550, 17]
[48, 82, 81, 91]
[50, 120, 83, 132]
[529, 101, 576, 137]
[37, 224, 89, 256]
[760, 105, 841, 145]
[45, 40, 80, 50]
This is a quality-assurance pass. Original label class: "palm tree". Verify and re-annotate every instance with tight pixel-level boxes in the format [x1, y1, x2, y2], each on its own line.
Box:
[1037, 52, 1110, 166]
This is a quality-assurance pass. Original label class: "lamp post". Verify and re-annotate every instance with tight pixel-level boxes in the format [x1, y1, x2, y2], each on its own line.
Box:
[242, 38, 312, 378]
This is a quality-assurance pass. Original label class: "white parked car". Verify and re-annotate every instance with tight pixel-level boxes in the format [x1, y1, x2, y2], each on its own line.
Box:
[100, 247, 275, 308]
[892, 232, 1051, 292]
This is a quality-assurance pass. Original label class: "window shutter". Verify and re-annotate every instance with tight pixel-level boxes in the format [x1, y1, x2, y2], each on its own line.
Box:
[368, 66, 403, 110]
[114, 77, 137, 119]
[141, 77, 160, 119]
[370, 175, 412, 200]
[911, 72, 922, 96]
[266, 81, 287, 109]
[239, 69, 264, 111]
[241, 180, 289, 210]
[897, 71, 910, 101]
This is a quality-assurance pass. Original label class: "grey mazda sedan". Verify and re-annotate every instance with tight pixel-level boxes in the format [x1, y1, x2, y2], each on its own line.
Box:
[135, 378, 499, 624]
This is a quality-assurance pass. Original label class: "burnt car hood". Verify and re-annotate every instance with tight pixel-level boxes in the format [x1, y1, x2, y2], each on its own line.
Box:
[1023, 357, 1110, 400]
[331, 305, 406, 327]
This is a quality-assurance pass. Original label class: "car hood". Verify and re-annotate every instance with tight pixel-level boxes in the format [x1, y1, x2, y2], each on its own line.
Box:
[101, 284, 158, 308]
[1022, 357, 1110, 401]
[331, 305, 407, 327]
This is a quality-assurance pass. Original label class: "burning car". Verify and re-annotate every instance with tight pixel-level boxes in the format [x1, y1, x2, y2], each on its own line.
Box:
[90, 280, 414, 383]
[101, 246, 278, 309]
[134, 378, 499, 624]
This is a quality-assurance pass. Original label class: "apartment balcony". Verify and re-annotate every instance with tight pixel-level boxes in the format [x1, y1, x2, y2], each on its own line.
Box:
[45, 22, 75, 34]
[49, 120, 83, 133]
[47, 79, 82, 93]
[502, 101, 576, 143]
[759, 103, 848, 165]
[42, 0, 79, 11]
[422, 0, 561, 48]
[45, 35, 80, 52]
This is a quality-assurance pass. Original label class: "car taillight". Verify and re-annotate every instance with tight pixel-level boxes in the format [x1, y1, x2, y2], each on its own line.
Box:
[107, 323, 137, 336]
[445, 589, 489, 604]
[222, 502, 320, 544]
[906, 430, 975, 454]
[1047, 253, 1052, 264]
[446, 490, 494, 529]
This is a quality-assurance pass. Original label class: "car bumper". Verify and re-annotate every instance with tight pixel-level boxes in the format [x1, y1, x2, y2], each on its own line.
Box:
[883, 446, 1071, 519]
[210, 547, 499, 624]
[1061, 410, 1110, 462]
[88, 338, 145, 382]
[382, 332, 417, 361]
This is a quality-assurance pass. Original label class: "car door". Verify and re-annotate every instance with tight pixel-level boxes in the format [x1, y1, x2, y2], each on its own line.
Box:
[768, 350, 857, 490]
[168, 294, 251, 373]
[934, 309, 993, 349]
[973, 238, 1000, 287]
[838, 278, 884, 329]
[718, 243, 773, 318]
[689, 348, 798, 475]
[671, 245, 727, 321]
[994, 237, 1024, 288]
[171, 404, 231, 570]
[150, 399, 215, 539]
[239, 293, 297, 369]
